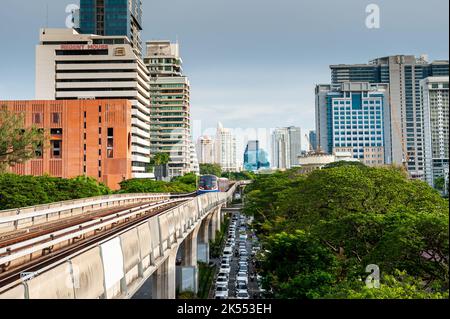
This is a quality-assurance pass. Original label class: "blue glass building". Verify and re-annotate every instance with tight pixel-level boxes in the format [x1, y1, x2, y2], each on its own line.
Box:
[78, 0, 143, 54]
[330, 55, 449, 177]
[243, 140, 270, 172]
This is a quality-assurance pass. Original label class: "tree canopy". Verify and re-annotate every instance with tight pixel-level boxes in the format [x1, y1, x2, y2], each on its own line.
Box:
[0, 174, 111, 210]
[0, 108, 46, 173]
[199, 163, 222, 177]
[245, 165, 449, 299]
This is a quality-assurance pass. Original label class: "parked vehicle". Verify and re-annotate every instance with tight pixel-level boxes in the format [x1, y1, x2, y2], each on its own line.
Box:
[236, 290, 250, 299]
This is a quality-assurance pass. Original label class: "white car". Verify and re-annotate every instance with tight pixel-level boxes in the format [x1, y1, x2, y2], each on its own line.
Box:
[236, 289, 250, 299]
[216, 276, 228, 287]
[215, 286, 229, 299]
[220, 265, 231, 274]
[236, 273, 248, 284]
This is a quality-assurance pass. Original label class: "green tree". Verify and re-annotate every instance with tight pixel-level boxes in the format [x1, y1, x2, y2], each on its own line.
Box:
[245, 165, 449, 298]
[260, 230, 338, 299]
[152, 152, 170, 165]
[434, 176, 445, 191]
[328, 270, 449, 299]
[0, 109, 46, 173]
[0, 174, 111, 210]
[199, 163, 222, 176]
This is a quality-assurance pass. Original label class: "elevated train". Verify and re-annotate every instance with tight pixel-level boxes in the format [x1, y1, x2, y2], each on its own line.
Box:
[197, 175, 230, 195]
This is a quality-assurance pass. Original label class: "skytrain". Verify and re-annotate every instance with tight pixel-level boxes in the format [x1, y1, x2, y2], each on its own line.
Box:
[197, 175, 230, 195]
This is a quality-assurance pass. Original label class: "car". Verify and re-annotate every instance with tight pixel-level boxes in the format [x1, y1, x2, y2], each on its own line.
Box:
[236, 290, 250, 299]
[220, 265, 231, 274]
[216, 276, 228, 287]
[217, 272, 229, 280]
[235, 281, 248, 291]
[236, 273, 248, 284]
[239, 261, 248, 267]
[239, 265, 248, 273]
[239, 250, 248, 256]
[239, 234, 248, 240]
[215, 286, 229, 299]
[221, 260, 231, 267]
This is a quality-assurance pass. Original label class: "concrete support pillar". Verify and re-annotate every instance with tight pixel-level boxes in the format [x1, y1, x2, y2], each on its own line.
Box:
[167, 249, 177, 299]
[151, 260, 167, 299]
[197, 217, 211, 263]
[209, 207, 222, 241]
[150, 248, 177, 299]
[176, 224, 201, 294]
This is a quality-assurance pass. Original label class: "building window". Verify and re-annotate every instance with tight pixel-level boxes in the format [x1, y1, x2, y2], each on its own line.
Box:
[33, 113, 42, 124]
[51, 113, 61, 124]
[35, 142, 43, 159]
[107, 128, 114, 158]
[51, 140, 62, 159]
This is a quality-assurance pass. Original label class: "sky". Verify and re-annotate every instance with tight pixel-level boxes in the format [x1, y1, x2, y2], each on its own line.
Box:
[0, 0, 448, 163]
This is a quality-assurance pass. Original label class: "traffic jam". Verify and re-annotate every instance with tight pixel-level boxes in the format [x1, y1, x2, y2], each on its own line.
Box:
[213, 213, 263, 299]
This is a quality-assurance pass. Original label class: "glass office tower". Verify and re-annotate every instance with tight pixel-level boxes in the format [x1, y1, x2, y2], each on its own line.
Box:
[78, 0, 143, 55]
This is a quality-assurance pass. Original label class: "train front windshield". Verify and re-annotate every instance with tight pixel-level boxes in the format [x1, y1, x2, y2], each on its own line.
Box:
[199, 176, 218, 190]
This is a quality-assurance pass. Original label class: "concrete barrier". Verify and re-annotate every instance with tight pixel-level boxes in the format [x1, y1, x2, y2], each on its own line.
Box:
[71, 247, 105, 299]
[137, 222, 152, 269]
[100, 237, 124, 299]
[0, 284, 26, 299]
[27, 262, 75, 299]
[149, 217, 161, 259]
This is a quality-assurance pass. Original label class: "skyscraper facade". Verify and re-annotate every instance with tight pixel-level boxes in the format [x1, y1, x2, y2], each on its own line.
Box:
[78, 0, 143, 55]
[244, 140, 270, 172]
[215, 123, 238, 172]
[35, 28, 151, 178]
[315, 82, 392, 166]
[271, 127, 302, 169]
[145, 41, 192, 178]
[421, 76, 449, 187]
[271, 128, 289, 169]
[330, 55, 449, 178]
[309, 130, 318, 151]
[196, 136, 215, 164]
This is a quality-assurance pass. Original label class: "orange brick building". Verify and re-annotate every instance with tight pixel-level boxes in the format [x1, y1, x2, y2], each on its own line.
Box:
[1, 100, 133, 190]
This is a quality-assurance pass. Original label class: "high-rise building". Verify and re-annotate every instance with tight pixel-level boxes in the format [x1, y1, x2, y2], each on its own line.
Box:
[330, 55, 449, 178]
[309, 130, 318, 152]
[144, 40, 192, 178]
[78, 0, 143, 55]
[196, 136, 215, 164]
[244, 140, 270, 172]
[1, 100, 133, 190]
[271, 128, 289, 170]
[315, 82, 392, 166]
[188, 141, 200, 176]
[271, 127, 302, 169]
[35, 28, 151, 179]
[215, 123, 238, 172]
[287, 126, 302, 166]
[421, 76, 449, 187]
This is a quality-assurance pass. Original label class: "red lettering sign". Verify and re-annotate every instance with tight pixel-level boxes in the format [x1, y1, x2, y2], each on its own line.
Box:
[60, 44, 108, 50]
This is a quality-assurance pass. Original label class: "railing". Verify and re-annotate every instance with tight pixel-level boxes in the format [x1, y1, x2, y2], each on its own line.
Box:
[0, 193, 170, 233]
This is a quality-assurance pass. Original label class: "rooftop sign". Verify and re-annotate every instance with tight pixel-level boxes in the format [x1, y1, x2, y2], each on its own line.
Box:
[60, 44, 108, 50]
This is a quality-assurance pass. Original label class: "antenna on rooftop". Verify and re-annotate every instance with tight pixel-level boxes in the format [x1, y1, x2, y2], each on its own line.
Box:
[46, 3, 49, 28]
